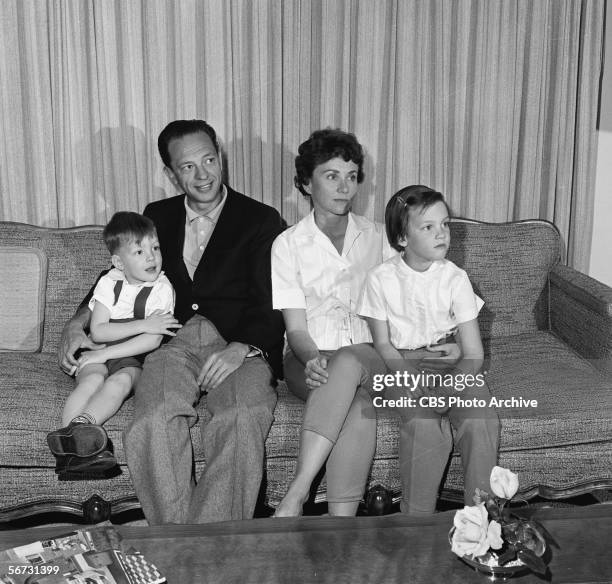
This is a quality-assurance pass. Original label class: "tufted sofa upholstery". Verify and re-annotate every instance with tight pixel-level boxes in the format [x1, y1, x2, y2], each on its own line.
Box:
[0, 218, 611, 523]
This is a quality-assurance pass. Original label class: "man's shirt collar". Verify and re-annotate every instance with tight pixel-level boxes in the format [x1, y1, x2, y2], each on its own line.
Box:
[184, 185, 227, 224]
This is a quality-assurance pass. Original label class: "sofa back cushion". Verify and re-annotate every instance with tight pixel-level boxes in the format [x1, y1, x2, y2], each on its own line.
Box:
[0, 222, 109, 353]
[0, 218, 562, 352]
[447, 219, 561, 340]
[0, 247, 47, 351]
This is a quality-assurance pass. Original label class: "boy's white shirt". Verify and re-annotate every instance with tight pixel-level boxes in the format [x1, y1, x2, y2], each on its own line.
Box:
[271, 211, 396, 351]
[88, 268, 175, 320]
[358, 255, 484, 350]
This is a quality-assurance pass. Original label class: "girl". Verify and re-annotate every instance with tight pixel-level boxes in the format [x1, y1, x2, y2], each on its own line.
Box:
[358, 185, 500, 514]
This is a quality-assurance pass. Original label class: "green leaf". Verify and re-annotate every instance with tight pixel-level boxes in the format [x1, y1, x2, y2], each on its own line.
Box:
[517, 548, 547, 575]
[497, 548, 517, 566]
[527, 519, 560, 549]
[517, 522, 546, 556]
[488, 505, 501, 521]
[502, 521, 521, 544]
[501, 506, 512, 523]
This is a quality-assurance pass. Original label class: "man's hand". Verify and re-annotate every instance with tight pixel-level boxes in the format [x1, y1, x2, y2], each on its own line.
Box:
[141, 310, 182, 336]
[58, 320, 105, 376]
[304, 356, 329, 388]
[418, 342, 461, 370]
[197, 342, 249, 392]
[75, 348, 108, 374]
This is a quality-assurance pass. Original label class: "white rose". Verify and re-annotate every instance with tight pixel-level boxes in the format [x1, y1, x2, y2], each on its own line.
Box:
[490, 466, 519, 499]
[487, 520, 503, 550]
[451, 504, 491, 557]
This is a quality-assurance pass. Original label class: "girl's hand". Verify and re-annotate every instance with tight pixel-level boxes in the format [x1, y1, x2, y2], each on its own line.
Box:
[304, 356, 329, 388]
[141, 311, 182, 336]
[418, 342, 461, 370]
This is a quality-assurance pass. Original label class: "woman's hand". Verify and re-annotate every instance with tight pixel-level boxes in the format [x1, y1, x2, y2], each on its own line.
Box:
[282, 309, 328, 389]
[304, 356, 329, 388]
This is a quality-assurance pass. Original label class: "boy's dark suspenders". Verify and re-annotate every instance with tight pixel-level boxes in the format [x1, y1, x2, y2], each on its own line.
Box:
[111, 280, 154, 320]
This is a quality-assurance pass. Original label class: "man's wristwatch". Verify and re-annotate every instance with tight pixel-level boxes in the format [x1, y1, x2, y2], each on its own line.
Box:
[246, 345, 265, 358]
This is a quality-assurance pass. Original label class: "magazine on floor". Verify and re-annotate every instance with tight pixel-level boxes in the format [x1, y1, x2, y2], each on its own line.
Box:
[0, 526, 166, 584]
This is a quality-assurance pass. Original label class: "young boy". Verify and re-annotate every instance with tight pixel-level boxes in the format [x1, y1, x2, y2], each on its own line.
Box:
[47, 212, 180, 479]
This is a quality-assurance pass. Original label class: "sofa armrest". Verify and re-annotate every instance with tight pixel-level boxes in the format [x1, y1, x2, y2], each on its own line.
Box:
[550, 264, 612, 372]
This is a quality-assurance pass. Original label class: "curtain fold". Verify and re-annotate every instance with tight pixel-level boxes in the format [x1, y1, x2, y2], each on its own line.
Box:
[0, 0, 604, 269]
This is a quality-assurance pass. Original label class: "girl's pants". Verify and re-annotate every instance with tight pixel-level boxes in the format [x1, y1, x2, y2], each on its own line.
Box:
[393, 349, 500, 514]
[283, 343, 386, 505]
[284, 344, 500, 512]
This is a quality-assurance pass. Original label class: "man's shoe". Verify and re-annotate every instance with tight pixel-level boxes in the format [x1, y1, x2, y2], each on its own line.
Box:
[55, 450, 120, 481]
[47, 423, 108, 458]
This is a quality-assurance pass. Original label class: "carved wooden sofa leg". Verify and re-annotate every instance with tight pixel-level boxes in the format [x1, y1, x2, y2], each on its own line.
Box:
[82, 494, 112, 524]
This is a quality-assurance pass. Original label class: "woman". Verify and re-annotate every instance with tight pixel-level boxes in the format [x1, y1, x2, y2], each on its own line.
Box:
[271, 128, 394, 516]
[272, 129, 461, 516]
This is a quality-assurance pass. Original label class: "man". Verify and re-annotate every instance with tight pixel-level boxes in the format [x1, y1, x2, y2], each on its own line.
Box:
[58, 119, 285, 524]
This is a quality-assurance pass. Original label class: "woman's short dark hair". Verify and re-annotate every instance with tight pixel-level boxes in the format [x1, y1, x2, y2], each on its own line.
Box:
[158, 119, 219, 167]
[385, 185, 446, 251]
[294, 128, 365, 196]
[103, 211, 157, 255]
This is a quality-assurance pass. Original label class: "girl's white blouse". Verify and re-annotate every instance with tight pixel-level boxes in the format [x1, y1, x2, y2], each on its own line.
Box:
[358, 255, 483, 350]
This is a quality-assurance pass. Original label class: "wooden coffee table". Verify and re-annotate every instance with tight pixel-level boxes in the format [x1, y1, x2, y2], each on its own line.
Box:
[1, 504, 611, 583]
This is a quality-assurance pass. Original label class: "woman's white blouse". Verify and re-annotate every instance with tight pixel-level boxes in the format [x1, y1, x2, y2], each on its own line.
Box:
[358, 255, 484, 350]
[271, 211, 394, 351]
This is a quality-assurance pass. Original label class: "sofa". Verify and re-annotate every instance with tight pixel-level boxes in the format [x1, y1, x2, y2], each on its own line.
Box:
[1, 218, 611, 524]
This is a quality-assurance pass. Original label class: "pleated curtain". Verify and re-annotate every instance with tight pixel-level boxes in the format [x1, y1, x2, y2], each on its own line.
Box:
[0, 0, 604, 270]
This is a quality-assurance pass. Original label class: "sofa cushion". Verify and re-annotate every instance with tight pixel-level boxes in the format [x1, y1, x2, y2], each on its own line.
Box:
[448, 220, 560, 339]
[0, 352, 137, 510]
[369, 331, 612, 454]
[0, 352, 83, 466]
[266, 331, 612, 504]
[0, 351, 207, 469]
[0, 223, 110, 354]
[0, 247, 47, 352]
[485, 332, 612, 450]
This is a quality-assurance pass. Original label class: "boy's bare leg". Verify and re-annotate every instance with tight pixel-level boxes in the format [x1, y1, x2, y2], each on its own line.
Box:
[81, 367, 140, 425]
[62, 364, 107, 426]
[49, 363, 119, 472]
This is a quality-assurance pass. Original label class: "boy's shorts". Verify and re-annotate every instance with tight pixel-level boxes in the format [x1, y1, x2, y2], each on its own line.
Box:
[106, 354, 145, 376]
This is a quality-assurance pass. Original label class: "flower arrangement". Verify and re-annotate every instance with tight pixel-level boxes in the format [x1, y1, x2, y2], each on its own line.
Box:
[450, 466, 555, 576]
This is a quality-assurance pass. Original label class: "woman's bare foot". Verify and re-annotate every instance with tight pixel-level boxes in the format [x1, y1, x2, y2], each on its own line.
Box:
[273, 485, 309, 517]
